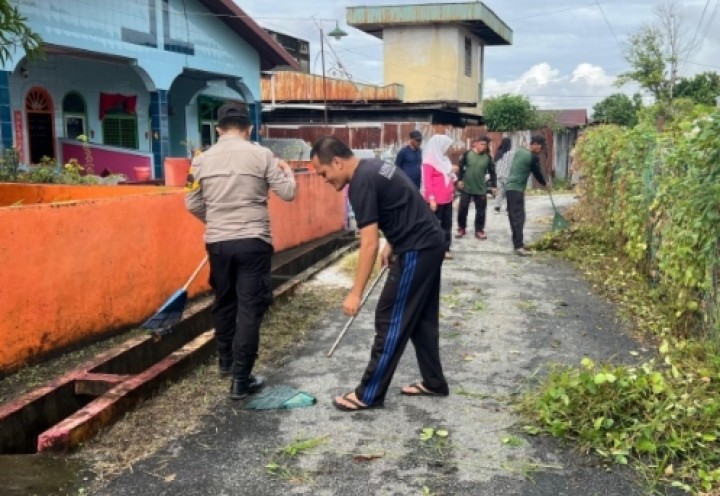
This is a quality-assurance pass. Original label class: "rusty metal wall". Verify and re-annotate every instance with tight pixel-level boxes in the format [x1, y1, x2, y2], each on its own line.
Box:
[262, 123, 557, 181]
[261, 72, 403, 102]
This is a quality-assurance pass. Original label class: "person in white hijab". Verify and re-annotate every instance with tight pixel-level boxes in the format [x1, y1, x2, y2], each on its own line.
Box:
[422, 133, 456, 259]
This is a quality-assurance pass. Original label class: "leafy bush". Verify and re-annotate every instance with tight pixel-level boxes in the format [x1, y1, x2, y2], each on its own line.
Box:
[0, 147, 21, 181]
[526, 108, 720, 494]
[574, 109, 720, 339]
[523, 340, 720, 493]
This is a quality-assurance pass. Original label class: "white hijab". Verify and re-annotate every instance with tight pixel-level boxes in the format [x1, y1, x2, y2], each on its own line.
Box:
[423, 134, 454, 185]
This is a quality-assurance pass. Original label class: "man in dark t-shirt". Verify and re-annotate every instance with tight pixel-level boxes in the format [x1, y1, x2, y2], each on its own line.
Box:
[310, 136, 449, 412]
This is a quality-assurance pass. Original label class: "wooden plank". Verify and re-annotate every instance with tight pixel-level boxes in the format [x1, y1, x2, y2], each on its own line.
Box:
[36, 331, 215, 453]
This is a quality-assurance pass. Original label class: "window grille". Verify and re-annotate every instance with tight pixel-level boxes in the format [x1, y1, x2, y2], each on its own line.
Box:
[103, 116, 138, 149]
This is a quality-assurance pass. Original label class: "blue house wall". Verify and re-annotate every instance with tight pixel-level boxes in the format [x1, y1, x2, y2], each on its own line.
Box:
[2, 0, 266, 177]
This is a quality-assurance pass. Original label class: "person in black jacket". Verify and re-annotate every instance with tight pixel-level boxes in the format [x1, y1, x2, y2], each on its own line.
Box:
[394, 130, 423, 189]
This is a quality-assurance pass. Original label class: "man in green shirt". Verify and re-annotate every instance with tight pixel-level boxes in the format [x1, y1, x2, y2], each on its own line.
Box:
[505, 135, 548, 256]
[455, 136, 496, 240]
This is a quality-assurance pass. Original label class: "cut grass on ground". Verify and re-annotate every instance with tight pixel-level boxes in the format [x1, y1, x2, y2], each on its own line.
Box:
[56, 286, 340, 493]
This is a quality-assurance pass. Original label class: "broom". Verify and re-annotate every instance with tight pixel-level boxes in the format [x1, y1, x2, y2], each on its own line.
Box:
[142, 256, 208, 335]
[548, 189, 570, 231]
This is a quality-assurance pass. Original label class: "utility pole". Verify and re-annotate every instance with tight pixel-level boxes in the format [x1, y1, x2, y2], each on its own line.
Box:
[317, 21, 348, 128]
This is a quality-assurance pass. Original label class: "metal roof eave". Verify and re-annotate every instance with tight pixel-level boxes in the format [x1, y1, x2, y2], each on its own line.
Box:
[262, 104, 484, 127]
[197, 0, 300, 71]
[347, 2, 512, 46]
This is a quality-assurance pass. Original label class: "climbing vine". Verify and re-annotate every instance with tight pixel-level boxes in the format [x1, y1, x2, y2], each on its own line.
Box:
[574, 111, 720, 339]
[527, 109, 720, 494]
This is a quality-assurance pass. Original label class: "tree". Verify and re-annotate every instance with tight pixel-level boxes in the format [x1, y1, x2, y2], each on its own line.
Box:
[0, 0, 42, 65]
[616, 1, 697, 104]
[482, 94, 542, 131]
[592, 93, 640, 127]
[674, 72, 720, 106]
[616, 26, 668, 102]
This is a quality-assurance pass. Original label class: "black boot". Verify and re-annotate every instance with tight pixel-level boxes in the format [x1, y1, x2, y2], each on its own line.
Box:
[229, 359, 264, 400]
[218, 356, 232, 376]
[217, 344, 232, 376]
[229, 375, 265, 401]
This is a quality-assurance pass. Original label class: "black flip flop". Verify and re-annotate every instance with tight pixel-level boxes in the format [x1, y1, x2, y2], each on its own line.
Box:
[332, 392, 384, 412]
[401, 382, 449, 397]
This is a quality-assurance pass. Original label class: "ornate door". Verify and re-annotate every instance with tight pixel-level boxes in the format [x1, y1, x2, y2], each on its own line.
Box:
[25, 87, 55, 164]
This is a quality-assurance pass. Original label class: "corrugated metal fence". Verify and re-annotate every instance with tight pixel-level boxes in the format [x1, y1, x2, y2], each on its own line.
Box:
[262, 123, 571, 184]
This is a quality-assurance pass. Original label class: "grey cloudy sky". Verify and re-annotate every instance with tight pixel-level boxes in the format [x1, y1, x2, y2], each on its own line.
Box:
[239, 0, 720, 112]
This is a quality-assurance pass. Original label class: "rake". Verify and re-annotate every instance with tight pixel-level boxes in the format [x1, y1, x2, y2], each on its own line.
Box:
[548, 190, 570, 231]
[142, 256, 208, 335]
[327, 265, 388, 357]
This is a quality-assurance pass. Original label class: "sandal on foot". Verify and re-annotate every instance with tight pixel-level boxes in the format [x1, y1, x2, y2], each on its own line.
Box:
[401, 382, 449, 397]
[332, 392, 384, 412]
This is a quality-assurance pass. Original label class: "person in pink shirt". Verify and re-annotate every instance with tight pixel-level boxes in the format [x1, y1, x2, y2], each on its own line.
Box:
[422, 134, 456, 259]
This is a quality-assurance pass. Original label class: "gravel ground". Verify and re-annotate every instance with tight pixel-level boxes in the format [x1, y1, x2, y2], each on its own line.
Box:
[3, 193, 675, 496]
[92, 193, 673, 496]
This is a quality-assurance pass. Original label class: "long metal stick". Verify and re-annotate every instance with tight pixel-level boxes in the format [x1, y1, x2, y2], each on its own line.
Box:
[327, 266, 388, 357]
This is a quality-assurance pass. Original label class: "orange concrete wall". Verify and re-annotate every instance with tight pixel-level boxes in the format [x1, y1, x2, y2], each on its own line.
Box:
[0, 183, 165, 207]
[268, 171, 344, 249]
[0, 173, 344, 373]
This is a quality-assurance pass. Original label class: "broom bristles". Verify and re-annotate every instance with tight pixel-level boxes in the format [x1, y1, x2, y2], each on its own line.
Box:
[141, 289, 188, 330]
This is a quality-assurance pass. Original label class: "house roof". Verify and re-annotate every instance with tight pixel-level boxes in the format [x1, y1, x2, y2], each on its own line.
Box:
[196, 0, 299, 71]
[542, 109, 589, 128]
[347, 2, 512, 46]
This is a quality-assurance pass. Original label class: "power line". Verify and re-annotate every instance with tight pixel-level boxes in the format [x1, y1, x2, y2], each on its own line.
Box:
[685, 60, 720, 71]
[595, 0, 622, 52]
[504, 0, 616, 21]
[695, 0, 720, 61]
[686, 0, 712, 57]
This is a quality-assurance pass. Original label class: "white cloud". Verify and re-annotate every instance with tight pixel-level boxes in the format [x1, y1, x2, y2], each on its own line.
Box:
[485, 63, 563, 95]
[571, 63, 615, 86]
[485, 62, 626, 111]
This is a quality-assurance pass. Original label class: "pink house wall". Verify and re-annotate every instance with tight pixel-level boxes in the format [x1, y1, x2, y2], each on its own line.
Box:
[60, 141, 154, 180]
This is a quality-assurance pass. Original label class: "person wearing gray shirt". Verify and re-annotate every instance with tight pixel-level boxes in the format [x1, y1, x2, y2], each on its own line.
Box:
[186, 102, 296, 400]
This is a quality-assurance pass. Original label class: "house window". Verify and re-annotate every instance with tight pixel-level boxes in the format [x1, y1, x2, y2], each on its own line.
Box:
[100, 93, 138, 149]
[464, 37, 472, 77]
[62, 91, 87, 140]
[103, 116, 138, 149]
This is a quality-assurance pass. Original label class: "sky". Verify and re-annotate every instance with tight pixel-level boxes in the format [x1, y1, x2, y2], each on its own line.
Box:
[238, 0, 720, 114]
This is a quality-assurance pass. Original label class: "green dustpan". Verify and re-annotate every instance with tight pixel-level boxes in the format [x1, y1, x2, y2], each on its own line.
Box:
[245, 386, 316, 410]
[548, 191, 570, 231]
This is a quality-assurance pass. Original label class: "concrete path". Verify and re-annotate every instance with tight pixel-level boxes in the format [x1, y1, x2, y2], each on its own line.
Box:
[100, 193, 650, 496]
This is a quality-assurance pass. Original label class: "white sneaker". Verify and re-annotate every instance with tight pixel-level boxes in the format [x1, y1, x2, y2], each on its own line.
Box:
[515, 247, 532, 257]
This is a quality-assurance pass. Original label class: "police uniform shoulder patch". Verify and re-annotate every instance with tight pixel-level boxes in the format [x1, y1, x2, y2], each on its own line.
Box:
[185, 165, 200, 191]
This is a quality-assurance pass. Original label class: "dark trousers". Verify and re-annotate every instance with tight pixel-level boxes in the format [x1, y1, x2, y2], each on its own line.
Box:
[206, 238, 274, 378]
[457, 192, 488, 232]
[355, 246, 449, 406]
[434, 202, 453, 252]
[506, 190, 526, 249]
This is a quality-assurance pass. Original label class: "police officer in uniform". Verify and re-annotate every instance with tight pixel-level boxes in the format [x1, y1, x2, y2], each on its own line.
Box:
[186, 102, 296, 400]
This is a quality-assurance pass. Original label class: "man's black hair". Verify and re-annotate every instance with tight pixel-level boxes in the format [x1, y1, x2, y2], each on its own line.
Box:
[476, 135, 491, 144]
[310, 136, 354, 164]
[530, 135, 547, 147]
[218, 116, 252, 130]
